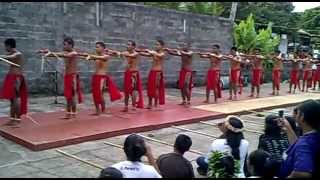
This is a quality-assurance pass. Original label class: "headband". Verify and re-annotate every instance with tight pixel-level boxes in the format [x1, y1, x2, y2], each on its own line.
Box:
[224, 115, 245, 133]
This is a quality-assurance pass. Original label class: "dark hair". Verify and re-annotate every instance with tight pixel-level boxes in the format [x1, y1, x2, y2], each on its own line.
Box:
[285, 116, 303, 137]
[123, 134, 146, 162]
[96, 41, 106, 49]
[99, 167, 123, 178]
[296, 100, 320, 131]
[4, 38, 16, 48]
[128, 40, 136, 47]
[213, 44, 220, 49]
[254, 47, 261, 52]
[274, 50, 281, 54]
[264, 114, 281, 137]
[174, 134, 192, 154]
[248, 150, 279, 178]
[231, 46, 237, 51]
[225, 117, 244, 160]
[217, 155, 235, 178]
[157, 39, 165, 46]
[63, 37, 74, 47]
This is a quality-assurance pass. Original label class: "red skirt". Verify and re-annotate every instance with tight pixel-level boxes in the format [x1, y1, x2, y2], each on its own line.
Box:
[316, 68, 320, 81]
[303, 70, 313, 87]
[147, 70, 165, 105]
[206, 69, 221, 98]
[230, 68, 240, 85]
[252, 68, 263, 86]
[124, 70, 144, 108]
[290, 70, 299, 85]
[64, 73, 83, 103]
[178, 68, 193, 95]
[92, 74, 122, 106]
[272, 69, 281, 87]
[0, 73, 28, 115]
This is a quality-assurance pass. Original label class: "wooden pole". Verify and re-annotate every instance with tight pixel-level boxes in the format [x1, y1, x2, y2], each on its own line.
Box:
[56, 149, 104, 170]
[171, 125, 218, 138]
[0, 57, 20, 67]
[199, 121, 263, 135]
[137, 134, 204, 155]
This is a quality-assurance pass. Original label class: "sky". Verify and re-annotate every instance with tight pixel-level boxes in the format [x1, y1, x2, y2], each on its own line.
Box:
[292, 2, 320, 12]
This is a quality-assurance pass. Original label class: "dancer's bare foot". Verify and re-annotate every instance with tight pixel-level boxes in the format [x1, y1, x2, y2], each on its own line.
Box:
[270, 92, 275, 95]
[256, 94, 260, 98]
[146, 105, 152, 110]
[121, 107, 129, 112]
[287, 91, 291, 94]
[63, 113, 72, 119]
[234, 96, 238, 100]
[91, 112, 100, 116]
[185, 101, 191, 107]
[203, 100, 209, 104]
[248, 94, 254, 98]
[178, 101, 186, 105]
[228, 96, 232, 100]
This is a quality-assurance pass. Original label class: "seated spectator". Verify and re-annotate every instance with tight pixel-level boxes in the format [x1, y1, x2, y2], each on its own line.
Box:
[156, 134, 194, 178]
[196, 115, 249, 177]
[247, 150, 279, 178]
[278, 100, 320, 178]
[111, 134, 161, 178]
[99, 167, 123, 178]
[258, 114, 290, 162]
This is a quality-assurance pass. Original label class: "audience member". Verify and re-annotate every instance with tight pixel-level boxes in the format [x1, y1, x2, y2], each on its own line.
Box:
[277, 100, 320, 178]
[247, 150, 279, 178]
[111, 134, 161, 178]
[99, 167, 123, 178]
[196, 115, 249, 177]
[208, 154, 236, 178]
[156, 134, 194, 178]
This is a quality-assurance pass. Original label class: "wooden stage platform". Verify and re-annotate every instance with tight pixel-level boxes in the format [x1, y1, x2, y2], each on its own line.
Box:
[0, 91, 319, 151]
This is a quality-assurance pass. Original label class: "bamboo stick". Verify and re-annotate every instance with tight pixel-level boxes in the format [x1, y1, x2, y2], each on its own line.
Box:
[199, 121, 263, 135]
[0, 57, 20, 67]
[170, 125, 218, 138]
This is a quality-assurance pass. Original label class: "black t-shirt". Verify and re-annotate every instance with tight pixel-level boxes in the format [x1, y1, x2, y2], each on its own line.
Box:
[156, 153, 194, 178]
[258, 133, 290, 162]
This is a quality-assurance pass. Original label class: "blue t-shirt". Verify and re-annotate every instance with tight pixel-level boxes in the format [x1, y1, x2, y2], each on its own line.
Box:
[278, 131, 320, 177]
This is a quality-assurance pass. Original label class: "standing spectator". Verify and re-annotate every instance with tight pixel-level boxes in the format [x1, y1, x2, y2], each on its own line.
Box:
[247, 150, 279, 178]
[258, 114, 290, 162]
[196, 115, 249, 177]
[111, 134, 161, 178]
[156, 134, 194, 178]
[278, 100, 320, 178]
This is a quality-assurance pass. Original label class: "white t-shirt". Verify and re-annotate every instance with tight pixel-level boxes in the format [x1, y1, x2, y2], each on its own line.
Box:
[112, 161, 161, 178]
[205, 139, 249, 178]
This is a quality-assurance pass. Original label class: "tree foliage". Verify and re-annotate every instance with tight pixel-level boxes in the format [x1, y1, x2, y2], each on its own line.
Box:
[207, 151, 240, 178]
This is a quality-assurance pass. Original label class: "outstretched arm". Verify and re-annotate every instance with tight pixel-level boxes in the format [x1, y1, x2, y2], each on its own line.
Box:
[0, 52, 22, 60]
[164, 48, 181, 56]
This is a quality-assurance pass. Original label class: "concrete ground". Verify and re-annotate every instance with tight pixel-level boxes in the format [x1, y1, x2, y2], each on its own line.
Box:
[0, 83, 316, 178]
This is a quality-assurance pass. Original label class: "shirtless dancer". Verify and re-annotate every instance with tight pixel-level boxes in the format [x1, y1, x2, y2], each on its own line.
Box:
[223, 47, 242, 100]
[81, 42, 122, 115]
[288, 52, 302, 94]
[165, 42, 193, 106]
[112, 40, 144, 112]
[312, 59, 320, 90]
[246, 48, 265, 98]
[137, 40, 166, 109]
[301, 52, 313, 92]
[271, 50, 283, 95]
[0, 38, 28, 126]
[198, 44, 223, 103]
[39, 37, 83, 119]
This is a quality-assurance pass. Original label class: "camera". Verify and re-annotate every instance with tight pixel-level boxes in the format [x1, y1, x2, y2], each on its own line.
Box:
[278, 110, 284, 118]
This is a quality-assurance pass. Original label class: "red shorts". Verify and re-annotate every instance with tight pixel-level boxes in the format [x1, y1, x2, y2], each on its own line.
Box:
[272, 69, 281, 87]
[230, 68, 240, 85]
[147, 70, 165, 105]
[92, 74, 122, 106]
[0, 73, 28, 115]
[290, 70, 299, 85]
[252, 68, 263, 86]
[64, 73, 83, 103]
[124, 70, 144, 108]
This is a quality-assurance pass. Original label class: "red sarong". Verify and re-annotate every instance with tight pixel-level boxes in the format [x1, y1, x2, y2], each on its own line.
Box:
[272, 69, 281, 90]
[303, 70, 313, 88]
[0, 73, 28, 115]
[316, 66, 320, 81]
[124, 70, 144, 108]
[252, 68, 263, 86]
[92, 74, 122, 106]
[64, 73, 83, 103]
[290, 69, 299, 85]
[230, 68, 240, 85]
[147, 70, 165, 105]
[206, 69, 221, 98]
[179, 68, 193, 97]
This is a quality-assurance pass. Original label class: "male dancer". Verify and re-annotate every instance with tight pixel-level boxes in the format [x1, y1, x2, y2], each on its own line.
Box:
[165, 42, 193, 106]
[301, 52, 313, 92]
[198, 44, 223, 103]
[0, 38, 28, 125]
[312, 60, 320, 90]
[81, 42, 122, 115]
[288, 52, 302, 94]
[223, 47, 242, 100]
[137, 40, 166, 109]
[39, 37, 83, 119]
[111, 40, 144, 112]
[271, 50, 283, 95]
[245, 48, 265, 98]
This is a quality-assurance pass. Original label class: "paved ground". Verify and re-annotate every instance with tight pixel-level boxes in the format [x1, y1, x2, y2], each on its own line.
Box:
[0, 83, 317, 178]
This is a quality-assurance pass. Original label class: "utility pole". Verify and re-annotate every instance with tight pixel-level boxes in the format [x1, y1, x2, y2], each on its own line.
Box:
[229, 2, 238, 23]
